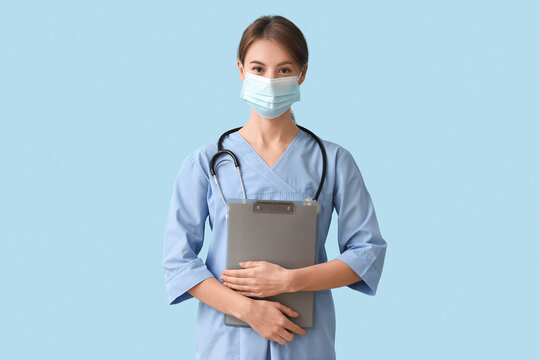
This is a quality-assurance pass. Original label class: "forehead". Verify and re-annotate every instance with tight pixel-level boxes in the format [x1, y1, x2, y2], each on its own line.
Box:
[245, 39, 294, 64]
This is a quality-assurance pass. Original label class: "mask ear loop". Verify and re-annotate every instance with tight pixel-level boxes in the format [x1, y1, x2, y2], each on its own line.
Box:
[210, 149, 247, 210]
[240, 63, 248, 77]
[297, 64, 305, 83]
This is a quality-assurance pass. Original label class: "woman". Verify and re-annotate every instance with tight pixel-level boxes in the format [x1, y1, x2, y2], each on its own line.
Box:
[163, 15, 387, 360]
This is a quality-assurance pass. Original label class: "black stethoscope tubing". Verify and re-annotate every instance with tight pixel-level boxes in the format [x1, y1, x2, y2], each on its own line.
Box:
[209, 125, 327, 205]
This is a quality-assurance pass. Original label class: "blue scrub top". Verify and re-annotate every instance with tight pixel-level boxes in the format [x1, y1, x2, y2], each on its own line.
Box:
[163, 128, 387, 360]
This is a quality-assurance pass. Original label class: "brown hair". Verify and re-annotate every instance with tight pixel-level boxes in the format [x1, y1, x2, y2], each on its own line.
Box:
[237, 15, 309, 122]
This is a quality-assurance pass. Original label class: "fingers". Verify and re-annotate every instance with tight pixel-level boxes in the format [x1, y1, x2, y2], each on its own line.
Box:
[274, 302, 307, 337]
[249, 301, 307, 345]
[276, 329, 294, 345]
[279, 328, 294, 342]
[221, 269, 252, 278]
[223, 281, 254, 291]
[270, 327, 294, 345]
[275, 302, 298, 318]
[239, 261, 264, 268]
[235, 291, 263, 298]
[221, 274, 255, 286]
[283, 317, 307, 337]
[271, 334, 288, 345]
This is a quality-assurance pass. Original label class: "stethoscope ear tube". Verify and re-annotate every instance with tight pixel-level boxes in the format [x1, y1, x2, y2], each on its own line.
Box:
[296, 125, 327, 202]
[210, 149, 240, 176]
[210, 124, 327, 209]
[210, 149, 247, 210]
[217, 127, 243, 151]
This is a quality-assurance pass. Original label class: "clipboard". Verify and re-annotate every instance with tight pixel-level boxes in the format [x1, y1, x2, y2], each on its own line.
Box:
[224, 198, 321, 328]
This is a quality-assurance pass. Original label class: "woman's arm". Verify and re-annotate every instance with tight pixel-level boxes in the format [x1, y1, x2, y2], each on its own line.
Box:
[187, 277, 251, 319]
[221, 148, 386, 298]
[287, 259, 362, 292]
[220, 259, 362, 297]
[188, 277, 307, 345]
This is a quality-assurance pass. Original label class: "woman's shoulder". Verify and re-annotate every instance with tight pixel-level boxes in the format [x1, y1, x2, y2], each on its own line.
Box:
[182, 140, 219, 177]
[315, 133, 354, 161]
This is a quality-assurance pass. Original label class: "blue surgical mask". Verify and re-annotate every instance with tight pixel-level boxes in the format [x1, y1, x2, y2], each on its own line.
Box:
[240, 64, 303, 119]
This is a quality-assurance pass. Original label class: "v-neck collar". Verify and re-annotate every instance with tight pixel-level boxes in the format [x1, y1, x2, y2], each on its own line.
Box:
[233, 128, 304, 172]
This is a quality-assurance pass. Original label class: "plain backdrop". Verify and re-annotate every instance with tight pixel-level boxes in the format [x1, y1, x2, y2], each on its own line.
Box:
[1, 1, 539, 359]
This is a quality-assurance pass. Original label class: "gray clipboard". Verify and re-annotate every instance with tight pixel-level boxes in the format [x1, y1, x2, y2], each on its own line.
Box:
[224, 198, 321, 328]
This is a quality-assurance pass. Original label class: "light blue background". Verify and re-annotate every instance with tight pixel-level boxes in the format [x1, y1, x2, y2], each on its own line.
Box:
[1, 1, 538, 359]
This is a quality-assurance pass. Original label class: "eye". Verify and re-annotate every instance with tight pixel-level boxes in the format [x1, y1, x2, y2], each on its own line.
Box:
[252, 66, 263, 73]
[279, 67, 291, 74]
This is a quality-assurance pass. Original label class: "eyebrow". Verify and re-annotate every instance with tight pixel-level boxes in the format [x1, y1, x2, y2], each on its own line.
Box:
[249, 60, 293, 66]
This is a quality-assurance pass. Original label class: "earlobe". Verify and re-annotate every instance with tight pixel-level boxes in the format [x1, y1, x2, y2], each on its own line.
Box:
[298, 72, 306, 85]
[239, 63, 246, 82]
[298, 65, 307, 85]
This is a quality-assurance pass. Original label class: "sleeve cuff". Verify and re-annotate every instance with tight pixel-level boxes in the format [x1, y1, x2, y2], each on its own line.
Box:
[335, 250, 383, 296]
[165, 260, 215, 305]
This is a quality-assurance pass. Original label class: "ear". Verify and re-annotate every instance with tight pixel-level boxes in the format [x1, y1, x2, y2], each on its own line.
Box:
[238, 59, 246, 82]
[298, 63, 308, 85]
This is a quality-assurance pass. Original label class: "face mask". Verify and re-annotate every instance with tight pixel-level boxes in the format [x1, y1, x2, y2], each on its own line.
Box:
[240, 64, 303, 119]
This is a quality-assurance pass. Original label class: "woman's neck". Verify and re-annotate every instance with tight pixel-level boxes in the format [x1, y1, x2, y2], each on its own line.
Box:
[239, 109, 299, 146]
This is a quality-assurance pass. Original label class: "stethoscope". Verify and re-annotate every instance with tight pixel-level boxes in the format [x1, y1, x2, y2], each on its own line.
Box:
[210, 125, 327, 210]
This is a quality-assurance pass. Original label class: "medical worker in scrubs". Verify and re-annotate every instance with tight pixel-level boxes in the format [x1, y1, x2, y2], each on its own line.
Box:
[162, 15, 387, 360]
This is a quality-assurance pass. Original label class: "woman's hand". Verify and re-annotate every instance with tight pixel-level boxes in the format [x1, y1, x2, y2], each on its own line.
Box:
[238, 299, 307, 345]
[220, 261, 293, 298]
